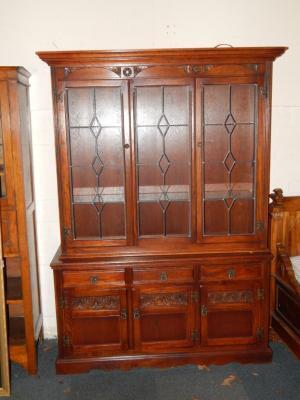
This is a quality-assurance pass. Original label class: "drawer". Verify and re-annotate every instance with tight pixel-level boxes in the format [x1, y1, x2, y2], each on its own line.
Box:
[63, 270, 125, 288]
[133, 266, 194, 285]
[201, 264, 262, 282]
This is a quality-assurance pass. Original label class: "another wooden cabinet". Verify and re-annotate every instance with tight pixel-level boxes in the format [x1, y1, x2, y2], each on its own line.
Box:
[0, 68, 42, 374]
[37, 47, 286, 373]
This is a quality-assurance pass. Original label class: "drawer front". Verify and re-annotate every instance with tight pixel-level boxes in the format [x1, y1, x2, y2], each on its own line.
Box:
[133, 266, 194, 285]
[201, 264, 262, 282]
[63, 270, 125, 288]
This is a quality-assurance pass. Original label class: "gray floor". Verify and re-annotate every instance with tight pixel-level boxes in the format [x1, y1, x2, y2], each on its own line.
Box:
[9, 341, 300, 400]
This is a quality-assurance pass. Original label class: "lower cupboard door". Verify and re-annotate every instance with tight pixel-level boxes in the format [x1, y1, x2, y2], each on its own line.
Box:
[201, 283, 261, 346]
[62, 288, 128, 356]
[132, 286, 196, 351]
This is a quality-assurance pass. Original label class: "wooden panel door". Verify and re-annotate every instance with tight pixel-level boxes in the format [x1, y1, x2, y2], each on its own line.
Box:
[132, 79, 195, 239]
[56, 79, 133, 251]
[132, 286, 196, 350]
[196, 73, 268, 243]
[200, 281, 261, 346]
[0, 81, 15, 207]
[62, 287, 128, 356]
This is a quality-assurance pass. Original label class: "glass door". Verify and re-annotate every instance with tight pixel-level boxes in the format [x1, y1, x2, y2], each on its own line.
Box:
[132, 79, 195, 239]
[196, 77, 266, 243]
[57, 80, 133, 249]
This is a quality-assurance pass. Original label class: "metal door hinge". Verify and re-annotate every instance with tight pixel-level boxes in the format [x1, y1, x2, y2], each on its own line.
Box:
[63, 227, 72, 237]
[201, 305, 208, 317]
[257, 288, 265, 301]
[63, 335, 71, 347]
[55, 89, 65, 103]
[256, 221, 264, 232]
[133, 309, 140, 320]
[192, 291, 199, 302]
[192, 330, 199, 341]
[59, 297, 66, 309]
[259, 69, 270, 98]
[259, 86, 267, 98]
[120, 309, 128, 320]
[256, 327, 264, 342]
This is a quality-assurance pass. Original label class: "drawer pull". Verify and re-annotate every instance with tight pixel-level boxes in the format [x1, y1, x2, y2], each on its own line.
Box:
[120, 309, 128, 320]
[160, 271, 168, 281]
[133, 309, 140, 319]
[227, 269, 236, 279]
[90, 276, 99, 285]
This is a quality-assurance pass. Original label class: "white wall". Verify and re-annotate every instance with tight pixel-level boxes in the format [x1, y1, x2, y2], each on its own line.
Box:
[0, 0, 299, 338]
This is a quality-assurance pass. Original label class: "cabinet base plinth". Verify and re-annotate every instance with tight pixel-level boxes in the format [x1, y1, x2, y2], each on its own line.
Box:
[56, 347, 273, 374]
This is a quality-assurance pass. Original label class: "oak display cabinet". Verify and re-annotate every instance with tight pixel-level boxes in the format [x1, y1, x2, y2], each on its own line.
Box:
[37, 47, 287, 374]
[0, 68, 42, 374]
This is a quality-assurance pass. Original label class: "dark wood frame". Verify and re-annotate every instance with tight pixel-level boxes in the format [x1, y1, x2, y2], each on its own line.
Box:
[269, 188, 300, 358]
[0, 227, 10, 397]
[0, 67, 42, 374]
[37, 47, 287, 374]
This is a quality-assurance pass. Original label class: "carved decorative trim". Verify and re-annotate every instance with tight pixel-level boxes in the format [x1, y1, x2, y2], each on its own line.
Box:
[106, 66, 148, 78]
[246, 63, 258, 71]
[140, 293, 188, 308]
[204, 63, 258, 73]
[208, 291, 254, 304]
[193, 65, 202, 73]
[204, 64, 214, 72]
[71, 296, 120, 310]
[107, 66, 122, 77]
[183, 65, 202, 75]
[183, 65, 192, 74]
[133, 66, 148, 76]
[269, 188, 284, 207]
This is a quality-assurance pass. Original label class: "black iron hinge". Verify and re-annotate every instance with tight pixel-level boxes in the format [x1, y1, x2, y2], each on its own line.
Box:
[54, 89, 65, 103]
[192, 330, 199, 342]
[256, 327, 264, 342]
[257, 288, 265, 301]
[256, 221, 264, 232]
[192, 291, 199, 303]
[63, 335, 71, 347]
[201, 305, 208, 316]
[63, 227, 72, 237]
[259, 70, 269, 98]
[59, 297, 66, 309]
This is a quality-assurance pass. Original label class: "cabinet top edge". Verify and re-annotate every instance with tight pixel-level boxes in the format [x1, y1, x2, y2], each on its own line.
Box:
[36, 47, 288, 66]
[0, 67, 31, 81]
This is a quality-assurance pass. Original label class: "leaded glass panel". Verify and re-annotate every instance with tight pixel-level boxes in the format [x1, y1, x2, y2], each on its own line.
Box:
[67, 87, 126, 239]
[202, 84, 257, 236]
[135, 85, 192, 237]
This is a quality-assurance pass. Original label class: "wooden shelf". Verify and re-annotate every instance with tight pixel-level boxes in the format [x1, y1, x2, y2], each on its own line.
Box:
[8, 317, 26, 346]
[6, 277, 22, 302]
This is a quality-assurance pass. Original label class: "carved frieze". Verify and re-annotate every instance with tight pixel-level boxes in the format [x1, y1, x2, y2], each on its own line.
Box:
[71, 296, 120, 310]
[140, 293, 188, 308]
[208, 290, 254, 304]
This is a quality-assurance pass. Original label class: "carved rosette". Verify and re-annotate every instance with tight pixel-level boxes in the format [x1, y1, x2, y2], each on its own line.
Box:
[208, 291, 254, 304]
[140, 293, 188, 308]
[106, 66, 148, 78]
[71, 296, 120, 310]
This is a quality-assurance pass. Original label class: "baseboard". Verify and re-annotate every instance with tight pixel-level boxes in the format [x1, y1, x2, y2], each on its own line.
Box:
[56, 347, 273, 374]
